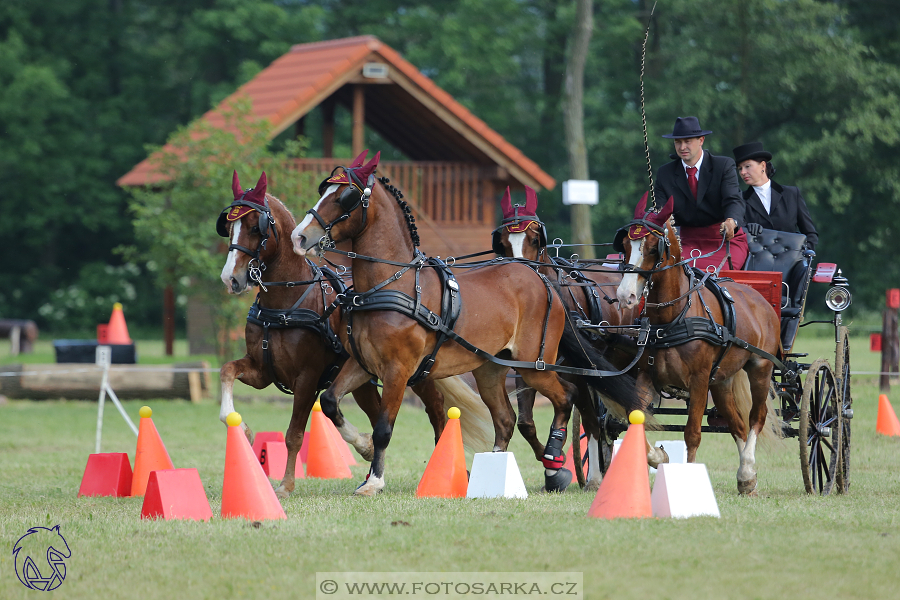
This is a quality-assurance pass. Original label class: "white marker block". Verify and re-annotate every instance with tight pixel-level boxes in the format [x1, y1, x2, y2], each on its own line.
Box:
[651, 463, 720, 518]
[466, 452, 528, 499]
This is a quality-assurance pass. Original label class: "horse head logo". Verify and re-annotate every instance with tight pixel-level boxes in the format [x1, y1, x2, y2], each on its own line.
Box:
[13, 525, 71, 591]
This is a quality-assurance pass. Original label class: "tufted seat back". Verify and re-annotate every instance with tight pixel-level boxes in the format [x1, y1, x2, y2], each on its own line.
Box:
[744, 229, 813, 351]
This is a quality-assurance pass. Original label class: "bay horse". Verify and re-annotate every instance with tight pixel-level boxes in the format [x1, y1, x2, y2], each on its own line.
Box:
[217, 170, 493, 498]
[291, 151, 642, 495]
[492, 186, 665, 490]
[615, 193, 782, 495]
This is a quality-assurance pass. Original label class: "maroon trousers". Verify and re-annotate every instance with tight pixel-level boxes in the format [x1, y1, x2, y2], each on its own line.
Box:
[679, 223, 748, 271]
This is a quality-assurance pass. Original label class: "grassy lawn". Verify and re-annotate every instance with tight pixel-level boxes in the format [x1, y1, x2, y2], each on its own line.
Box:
[2, 346, 900, 598]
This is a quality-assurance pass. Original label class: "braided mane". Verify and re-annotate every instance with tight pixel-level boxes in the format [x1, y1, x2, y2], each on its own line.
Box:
[379, 176, 420, 247]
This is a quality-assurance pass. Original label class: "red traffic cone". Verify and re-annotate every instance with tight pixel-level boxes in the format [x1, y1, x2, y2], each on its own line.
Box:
[131, 406, 174, 497]
[588, 411, 652, 519]
[105, 302, 132, 344]
[877, 394, 900, 437]
[306, 402, 352, 479]
[416, 407, 468, 498]
[221, 412, 286, 520]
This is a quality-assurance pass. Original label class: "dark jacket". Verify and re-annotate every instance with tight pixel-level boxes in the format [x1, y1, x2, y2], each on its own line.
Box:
[742, 181, 818, 249]
[654, 150, 744, 228]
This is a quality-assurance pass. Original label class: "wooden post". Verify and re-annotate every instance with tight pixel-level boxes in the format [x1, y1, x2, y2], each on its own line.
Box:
[163, 285, 175, 356]
[322, 98, 335, 158]
[352, 85, 365, 157]
[880, 303, 899, 392]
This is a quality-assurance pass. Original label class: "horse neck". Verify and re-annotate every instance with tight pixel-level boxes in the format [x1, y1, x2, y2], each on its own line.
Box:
[646, 258, 691, 323]
[349, 187, 417, 293]
[258, 196, 314, 308]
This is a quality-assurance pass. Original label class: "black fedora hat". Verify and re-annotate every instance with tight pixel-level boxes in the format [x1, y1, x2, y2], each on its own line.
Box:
[733, 141, 772, 164]
[661, 116, 713, 139]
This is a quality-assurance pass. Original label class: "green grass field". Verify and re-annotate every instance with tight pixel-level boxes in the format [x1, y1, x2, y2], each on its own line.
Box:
[1, 329, 899, 599]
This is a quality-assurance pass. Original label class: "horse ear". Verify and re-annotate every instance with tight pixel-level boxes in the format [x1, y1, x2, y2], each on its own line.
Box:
[350, 149, 369, 168]
[524, 185, 538, 215]
[634, 192, 649, 219]
[362, 151, 380, 172]
[232, 170, 243, 200]
[500, 187, 512, 218]
[246, 172, 267, 204]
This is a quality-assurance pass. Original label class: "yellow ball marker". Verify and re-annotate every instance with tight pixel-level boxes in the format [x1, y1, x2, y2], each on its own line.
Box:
[313, 400, 322, 412]
[226, 412, 242, 427]
[628, 410, 645, 425]
[139, 406, 152, 418]
[447, 407, 461, 420]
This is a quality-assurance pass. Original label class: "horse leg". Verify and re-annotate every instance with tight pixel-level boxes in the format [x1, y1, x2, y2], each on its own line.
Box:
[576, 384, 605, 491]
[738, 362, 775, 496]
[519, 370, 577, 492]
[514, 378, 546, 461]
[411, 379, 447, 446]
[354, 373, 410, 497]
[319, 361, 377, 462]
[219, 355, 269, 444]
[684, 372, 711, 463]
[471, 363, 518, 452]
[710, 376, 754, 494]
[274, 370, 318, 499]
[635, 371, 669, 468]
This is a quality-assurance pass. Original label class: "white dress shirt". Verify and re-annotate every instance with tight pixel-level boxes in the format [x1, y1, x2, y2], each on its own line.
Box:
[682, 152, 704, 176]
[753, 179, 772, 214]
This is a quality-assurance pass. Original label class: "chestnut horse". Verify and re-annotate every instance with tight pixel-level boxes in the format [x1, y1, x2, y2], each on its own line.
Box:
[291, 151, 641, 495]
[492, 186, 664, 490]
[218, 171, 492, 498]
[615, 194, 781, 494]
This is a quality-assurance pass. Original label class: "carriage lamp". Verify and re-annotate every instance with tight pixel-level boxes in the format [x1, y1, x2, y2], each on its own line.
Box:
[825, 286, 852, 312]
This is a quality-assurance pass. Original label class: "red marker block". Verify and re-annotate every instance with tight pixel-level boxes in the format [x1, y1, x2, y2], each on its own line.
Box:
[141, 469, 212, 521]
[78, 453, 133, 497]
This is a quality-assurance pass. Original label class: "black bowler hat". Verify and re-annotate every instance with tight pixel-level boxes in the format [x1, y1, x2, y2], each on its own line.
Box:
[733, 141, 772, 164]
[661, 116, 713, 139]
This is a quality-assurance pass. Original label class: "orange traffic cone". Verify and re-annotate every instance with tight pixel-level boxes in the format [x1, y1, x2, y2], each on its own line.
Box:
[105, 302, 132, 344]
[416, 407, 468, 498]
[325, 417, 358, 466]
[876, 394, 900, 437]
[588, 411, 652, 519]
[221, 412, 286, 520]
[130, 406, 174, 497]
[306, 402, 352, 479]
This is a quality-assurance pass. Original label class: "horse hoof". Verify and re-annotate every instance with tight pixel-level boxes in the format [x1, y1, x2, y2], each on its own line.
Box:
[648, 444, 669, 469]
[544, 468, 573, 493]
[353, 484, 382, 497]
[737, 477, 758, 496]
[357, 433, 375, 462]
[274, 485, 291, 500]
[584, 478, 602, 493]
[242, 423, 255, 446]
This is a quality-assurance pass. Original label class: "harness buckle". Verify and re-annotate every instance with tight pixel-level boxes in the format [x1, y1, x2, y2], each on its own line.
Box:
[352, 295, 363, 307]
[261, 340, 269, 350]
[427, 312, 440, 327]
[648, 355, 654, 366]
[447, 279, 459, 291]
[535, 358, 546, 371]
[347, 324, 352, 335]
[637, 319, 651, 346]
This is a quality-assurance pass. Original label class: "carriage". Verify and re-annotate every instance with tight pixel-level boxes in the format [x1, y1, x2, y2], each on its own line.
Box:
[569, 227, 853, 496]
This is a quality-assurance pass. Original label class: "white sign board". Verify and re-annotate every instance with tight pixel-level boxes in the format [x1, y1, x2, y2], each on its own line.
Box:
[562, 179, 599, 205]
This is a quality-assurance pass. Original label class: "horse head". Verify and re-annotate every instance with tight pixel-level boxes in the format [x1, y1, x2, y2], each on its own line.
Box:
[218, 171, 289, 294]
[292, 150, 381, 256]
[491, 186, 547, 260]
[615, 193, 678, 308]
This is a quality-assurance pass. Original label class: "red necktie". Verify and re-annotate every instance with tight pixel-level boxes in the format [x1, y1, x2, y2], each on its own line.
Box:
[686, 166, 698, 198]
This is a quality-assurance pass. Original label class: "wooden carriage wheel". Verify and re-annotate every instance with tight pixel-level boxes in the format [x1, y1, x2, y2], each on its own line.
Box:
[834, 326, 852, 493]
[798, 358, 842, 495]
[571, 402, 615, 489]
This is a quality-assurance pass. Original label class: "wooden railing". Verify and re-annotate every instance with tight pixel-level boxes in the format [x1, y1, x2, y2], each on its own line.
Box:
[288, 159, 496, 226]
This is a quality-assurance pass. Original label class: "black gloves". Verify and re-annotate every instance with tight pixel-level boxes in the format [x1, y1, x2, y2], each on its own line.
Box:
[745, 222, 762, 236]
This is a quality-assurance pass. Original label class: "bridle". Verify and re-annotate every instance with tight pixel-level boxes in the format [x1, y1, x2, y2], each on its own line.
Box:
[491, 204, 547, 256]
[308, 166, 376, 251]
[216, 190, 279, 290]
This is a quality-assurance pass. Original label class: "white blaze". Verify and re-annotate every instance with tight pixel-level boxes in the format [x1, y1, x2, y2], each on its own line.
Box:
[616, 238, 645, 307]
[508, 232, 527, 258]
[220, 220, 242, 285]
[293, 184, 338, 237]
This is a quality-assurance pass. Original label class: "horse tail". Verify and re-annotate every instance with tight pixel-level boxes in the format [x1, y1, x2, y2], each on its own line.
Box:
[557, 319, 655, 425]
[731, 369, 784, 445]
[433, 376, 494, 458]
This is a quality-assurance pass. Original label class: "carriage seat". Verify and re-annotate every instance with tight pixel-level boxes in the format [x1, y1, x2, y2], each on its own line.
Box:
[743, 229, 814, 350]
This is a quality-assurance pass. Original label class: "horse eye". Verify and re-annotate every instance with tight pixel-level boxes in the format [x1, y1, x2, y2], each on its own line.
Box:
[251, 226, 260, 233]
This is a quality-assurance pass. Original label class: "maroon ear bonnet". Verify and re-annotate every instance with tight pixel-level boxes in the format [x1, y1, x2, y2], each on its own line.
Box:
[626, 193, 674, 240]
[501, 186, 540, 233]
[226, 171, 268, 222]
[326, 150, 381, 186]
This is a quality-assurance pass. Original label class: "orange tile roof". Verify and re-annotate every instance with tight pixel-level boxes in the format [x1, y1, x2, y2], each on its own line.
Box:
[118, 36, 554, 190]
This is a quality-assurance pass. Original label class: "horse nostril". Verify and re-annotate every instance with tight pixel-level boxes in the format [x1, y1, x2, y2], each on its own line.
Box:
[296, 235, 307, 248]
[231, 278, 241, 293]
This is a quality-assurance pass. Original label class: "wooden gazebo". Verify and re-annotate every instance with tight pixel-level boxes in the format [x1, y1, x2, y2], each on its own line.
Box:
[119, 35, 555, 258]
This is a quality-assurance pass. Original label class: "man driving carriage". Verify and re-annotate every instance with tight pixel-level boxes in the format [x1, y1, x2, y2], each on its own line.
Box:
[654, 116, 748, 270]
